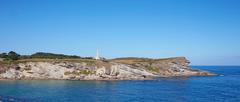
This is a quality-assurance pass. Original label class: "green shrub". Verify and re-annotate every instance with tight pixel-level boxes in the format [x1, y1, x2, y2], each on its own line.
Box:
[64, 71, 72, 75]
[147, 67, 159, 72]
[64, 70, 95, 76]
[0, 51, 20, 61]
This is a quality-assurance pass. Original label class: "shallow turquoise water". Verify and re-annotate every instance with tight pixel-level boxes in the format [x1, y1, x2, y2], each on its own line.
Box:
[0, 66, 240, 102]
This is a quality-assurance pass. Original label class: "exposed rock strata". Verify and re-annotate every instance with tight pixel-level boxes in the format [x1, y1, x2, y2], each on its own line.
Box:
[0, 57, 215, 80]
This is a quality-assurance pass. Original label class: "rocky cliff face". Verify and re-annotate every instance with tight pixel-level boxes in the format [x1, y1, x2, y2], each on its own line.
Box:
[112, 57, 215, 77]
[0, 57, 215, 80]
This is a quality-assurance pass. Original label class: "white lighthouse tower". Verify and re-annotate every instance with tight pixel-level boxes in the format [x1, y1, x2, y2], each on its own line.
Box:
[95, 49, 100, 60]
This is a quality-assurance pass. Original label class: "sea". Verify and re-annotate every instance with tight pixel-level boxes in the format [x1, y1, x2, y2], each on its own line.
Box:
[0, 66, 240, 102]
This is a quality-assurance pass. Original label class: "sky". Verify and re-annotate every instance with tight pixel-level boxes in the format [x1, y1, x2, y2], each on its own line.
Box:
[0, 0, 240, 65]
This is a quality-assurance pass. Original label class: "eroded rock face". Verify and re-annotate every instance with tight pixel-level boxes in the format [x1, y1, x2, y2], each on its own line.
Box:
[0, 64, 7, 74]
[0, 57, 215, 80]
[111, 57, 216, 77]
[0, 62, 155, 80]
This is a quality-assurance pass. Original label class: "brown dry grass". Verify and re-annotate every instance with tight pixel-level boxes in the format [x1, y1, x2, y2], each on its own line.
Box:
[17, 58, 96, 63]
[111, 57, 185, 64]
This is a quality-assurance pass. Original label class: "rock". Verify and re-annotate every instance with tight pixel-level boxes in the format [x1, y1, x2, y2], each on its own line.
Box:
[0, 57, 216, 80]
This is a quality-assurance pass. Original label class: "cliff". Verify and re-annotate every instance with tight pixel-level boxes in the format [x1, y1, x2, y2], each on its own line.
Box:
[0, 57, 215, 80]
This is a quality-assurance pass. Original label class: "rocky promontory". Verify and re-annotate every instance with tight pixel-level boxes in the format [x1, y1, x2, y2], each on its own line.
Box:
[0, 57, 215, 80]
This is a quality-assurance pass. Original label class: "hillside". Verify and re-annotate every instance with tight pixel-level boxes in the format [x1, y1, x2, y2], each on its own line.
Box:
[0, 56, 216, 80]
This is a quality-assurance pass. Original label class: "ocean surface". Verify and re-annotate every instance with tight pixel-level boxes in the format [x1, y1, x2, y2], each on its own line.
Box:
[0, 66, 240, 102]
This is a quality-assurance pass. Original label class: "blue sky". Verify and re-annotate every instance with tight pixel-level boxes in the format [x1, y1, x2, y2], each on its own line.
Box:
[0, 0, 240, 65]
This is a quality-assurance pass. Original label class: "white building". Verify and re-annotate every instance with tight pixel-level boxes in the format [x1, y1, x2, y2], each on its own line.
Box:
[95, 49, 100, 60]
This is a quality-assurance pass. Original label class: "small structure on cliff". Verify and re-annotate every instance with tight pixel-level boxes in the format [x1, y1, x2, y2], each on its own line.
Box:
[95, 49, 107, 61]
[95, 49, 101, 60]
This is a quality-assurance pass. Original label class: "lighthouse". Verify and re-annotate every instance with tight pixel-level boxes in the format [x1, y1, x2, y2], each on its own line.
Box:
[95, 49, 100, 60]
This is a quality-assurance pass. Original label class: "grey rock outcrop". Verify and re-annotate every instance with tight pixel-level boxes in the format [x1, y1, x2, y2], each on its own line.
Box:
[0, 57, 215, 80]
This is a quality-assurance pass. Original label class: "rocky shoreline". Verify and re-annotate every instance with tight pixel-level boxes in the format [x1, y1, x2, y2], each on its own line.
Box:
[0, 57, 216, 80]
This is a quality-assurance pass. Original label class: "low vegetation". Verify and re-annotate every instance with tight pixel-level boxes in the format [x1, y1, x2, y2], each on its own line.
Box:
[111, 57, 187, 64]
[0, 51, 20, 61]
[0, 51, 95, 63]
[147, 66, 159, 73]
[64, 70, 96, 75]
[29, 52, 82, 59]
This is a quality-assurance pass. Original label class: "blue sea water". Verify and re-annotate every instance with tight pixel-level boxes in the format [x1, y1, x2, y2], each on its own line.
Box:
[0, 66, 240, 102]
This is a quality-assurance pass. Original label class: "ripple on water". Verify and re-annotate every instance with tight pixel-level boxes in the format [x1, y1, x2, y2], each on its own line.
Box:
[0, 95, 39, 102]
[0, 66, 240, 102]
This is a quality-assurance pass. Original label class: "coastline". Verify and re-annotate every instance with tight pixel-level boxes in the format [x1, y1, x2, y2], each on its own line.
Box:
[0, 57, 216, 80]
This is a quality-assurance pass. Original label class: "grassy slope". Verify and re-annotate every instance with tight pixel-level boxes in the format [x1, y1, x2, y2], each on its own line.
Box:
[111, 57, 186, 64]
